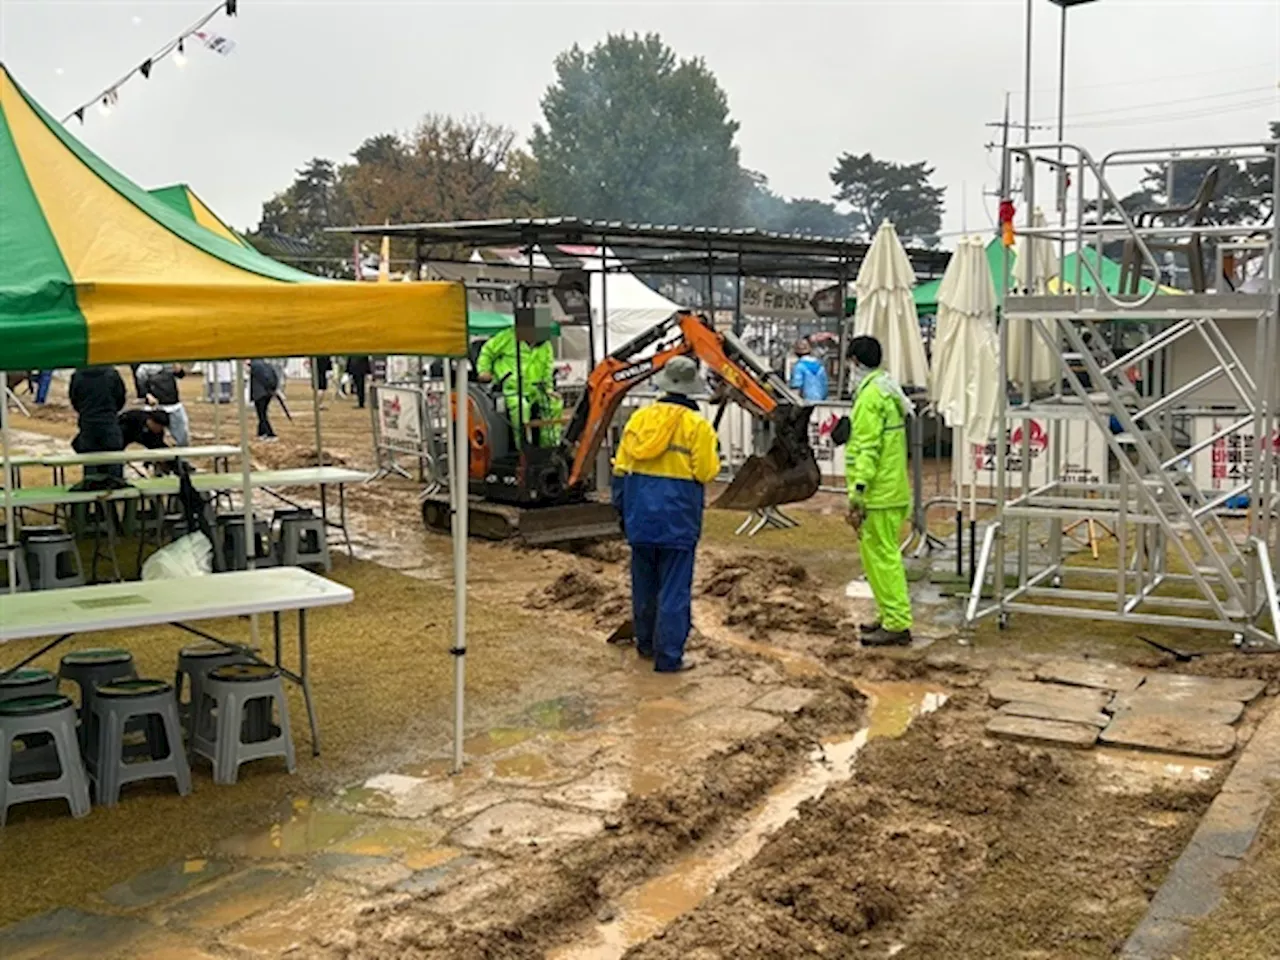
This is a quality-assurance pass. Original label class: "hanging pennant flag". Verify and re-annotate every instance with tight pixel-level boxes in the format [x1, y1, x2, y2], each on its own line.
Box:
[194, 31, 236, 55]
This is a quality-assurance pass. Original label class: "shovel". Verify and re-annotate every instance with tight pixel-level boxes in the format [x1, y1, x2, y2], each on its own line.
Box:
[606, 619, 635, 645]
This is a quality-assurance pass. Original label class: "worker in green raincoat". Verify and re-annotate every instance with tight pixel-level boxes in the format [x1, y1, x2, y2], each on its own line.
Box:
[476, 319, 564, 447]
[845, 335, 913, 646]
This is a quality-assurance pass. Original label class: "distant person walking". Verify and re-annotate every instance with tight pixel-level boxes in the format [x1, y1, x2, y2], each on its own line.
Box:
[250, 359, 280, 441]
[136, 362, 190, 446]
[346, 355, 371, 409]
[789, 337, 829, 401]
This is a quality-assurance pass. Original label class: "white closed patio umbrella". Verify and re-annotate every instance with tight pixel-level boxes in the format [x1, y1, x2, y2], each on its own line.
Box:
[853, 221, 929, 390]
[931, 236, 1002, 551]
[1010, 208, 1059, 389]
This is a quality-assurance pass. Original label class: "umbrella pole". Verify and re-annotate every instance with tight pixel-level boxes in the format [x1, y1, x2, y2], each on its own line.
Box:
[2, 372, 16, 593]
[450, 355, 470, 774]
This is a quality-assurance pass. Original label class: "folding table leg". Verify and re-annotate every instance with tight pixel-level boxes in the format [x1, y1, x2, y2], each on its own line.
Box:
[298, 609, 320, 756]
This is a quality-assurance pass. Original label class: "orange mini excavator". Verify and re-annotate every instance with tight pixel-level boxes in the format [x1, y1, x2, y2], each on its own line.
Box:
[420, 310, 831, 544]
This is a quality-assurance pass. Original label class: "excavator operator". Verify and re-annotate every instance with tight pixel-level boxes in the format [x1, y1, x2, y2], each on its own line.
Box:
[476, 314, 564, 447]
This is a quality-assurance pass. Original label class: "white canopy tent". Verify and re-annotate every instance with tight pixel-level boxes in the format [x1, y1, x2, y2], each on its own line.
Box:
[853, 222, 930, 390]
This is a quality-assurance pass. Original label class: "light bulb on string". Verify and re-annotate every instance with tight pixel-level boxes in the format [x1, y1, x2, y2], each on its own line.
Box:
[174, 38, 187, 68]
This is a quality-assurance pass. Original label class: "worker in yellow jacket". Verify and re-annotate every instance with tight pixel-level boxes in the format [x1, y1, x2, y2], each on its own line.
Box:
[612, 356, 721, 672]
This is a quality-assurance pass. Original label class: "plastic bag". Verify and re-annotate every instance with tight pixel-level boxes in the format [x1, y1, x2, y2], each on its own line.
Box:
[141, 531, 214, 581]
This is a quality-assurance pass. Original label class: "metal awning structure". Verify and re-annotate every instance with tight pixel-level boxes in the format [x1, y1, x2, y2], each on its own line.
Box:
[334, 216, 951, 281]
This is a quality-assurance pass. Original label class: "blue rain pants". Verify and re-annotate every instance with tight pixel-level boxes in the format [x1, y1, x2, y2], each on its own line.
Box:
[630, 545, 696, 672]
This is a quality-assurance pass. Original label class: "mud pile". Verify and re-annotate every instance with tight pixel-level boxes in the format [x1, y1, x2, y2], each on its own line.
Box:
[700, 555, 846, 639]
[526, 569, 629, 626]
[628, 694, 1217, 960]
[255, 442, 350, 470]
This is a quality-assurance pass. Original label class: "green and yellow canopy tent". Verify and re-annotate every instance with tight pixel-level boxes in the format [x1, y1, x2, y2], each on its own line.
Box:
[147, 182, 251, 249]
[0, 64, 467, 371]
[0, 63, 477, 771]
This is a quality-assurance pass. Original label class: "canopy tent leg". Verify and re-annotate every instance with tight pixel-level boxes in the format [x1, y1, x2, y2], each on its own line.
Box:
[2, 372, 16, 593]
[236, 361, 260, 646]
[451, 355, 470, 774]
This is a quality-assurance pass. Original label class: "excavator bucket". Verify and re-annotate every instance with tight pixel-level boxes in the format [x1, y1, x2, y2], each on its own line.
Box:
[711, 405, 822, 512]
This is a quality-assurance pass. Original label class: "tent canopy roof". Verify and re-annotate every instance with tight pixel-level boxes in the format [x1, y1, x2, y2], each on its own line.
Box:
[0, 64, 466, 369]
[148, 183, 251, 249]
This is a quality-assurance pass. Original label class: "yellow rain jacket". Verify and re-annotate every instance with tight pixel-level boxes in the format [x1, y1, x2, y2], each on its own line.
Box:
[612, 397, 720, 548]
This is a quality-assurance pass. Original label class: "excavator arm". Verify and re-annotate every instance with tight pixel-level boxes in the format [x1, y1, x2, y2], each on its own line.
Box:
[560, 311, 821, 510]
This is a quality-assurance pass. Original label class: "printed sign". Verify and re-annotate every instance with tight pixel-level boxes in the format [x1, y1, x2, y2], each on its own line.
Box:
[808, 402, 850, 482]
[376, 386, 423, 446]
[956, 417, 1106, 491]
[1191, 417, 1280, 493]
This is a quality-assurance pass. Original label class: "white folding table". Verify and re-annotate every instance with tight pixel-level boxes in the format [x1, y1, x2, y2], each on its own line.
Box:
[0, 568, 353, 754]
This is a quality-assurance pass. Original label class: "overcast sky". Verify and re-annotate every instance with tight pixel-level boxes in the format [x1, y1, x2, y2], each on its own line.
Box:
[2, 0, 1277, 243]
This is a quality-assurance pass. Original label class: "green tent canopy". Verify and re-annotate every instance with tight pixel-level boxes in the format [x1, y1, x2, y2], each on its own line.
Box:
[468, 310, 560, 337]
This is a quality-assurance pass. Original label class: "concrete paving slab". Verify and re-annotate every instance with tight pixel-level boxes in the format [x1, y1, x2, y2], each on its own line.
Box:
[750, 687, 819, 715]
[987, 679, 1112, 712]
[543, 767, 630, 812]
[0, 909, 153, 960]
[396, 854, 482, 896]
[1100, 714, 1236, 759]
[100, 858, 231, 910]
[998, 700, 1110, 729]
[452, 801, 604, 854]
[985, 714, 1100, 748]
[684, 706, 784, 741]
[107, 930, 223, 960]
[221, 879, 364, 958]
[1138, 674, 1265, 704]
[677, 676, 764, 710]
[1036, 659, 1145, 693]
[1110, 691, 1244, 725]
[161, 868, 312, 932]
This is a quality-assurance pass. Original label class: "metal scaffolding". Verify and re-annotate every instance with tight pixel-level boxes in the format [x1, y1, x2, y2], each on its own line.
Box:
[967, 137, 1280, 648]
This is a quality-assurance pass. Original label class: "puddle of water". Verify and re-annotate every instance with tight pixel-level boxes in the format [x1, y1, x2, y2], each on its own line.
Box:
[858, 681, 950, 740]
[551, 684, 948, 959]
[333, 824, 447, 864]
[219, 799, 362, 859]
[464, 727, 537, 755]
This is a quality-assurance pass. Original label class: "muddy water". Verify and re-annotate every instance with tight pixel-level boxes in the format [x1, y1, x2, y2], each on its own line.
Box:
[550, 682, 948, 960]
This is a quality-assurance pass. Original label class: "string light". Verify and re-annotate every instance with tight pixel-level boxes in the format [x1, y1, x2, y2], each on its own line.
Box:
[60, 0, 238, 125]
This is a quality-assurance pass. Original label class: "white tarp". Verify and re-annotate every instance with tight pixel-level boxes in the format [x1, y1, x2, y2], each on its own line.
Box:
[931, 236, 1001, 444]
[1011, 208, 1060, 387]
[853, 221, 929, 389]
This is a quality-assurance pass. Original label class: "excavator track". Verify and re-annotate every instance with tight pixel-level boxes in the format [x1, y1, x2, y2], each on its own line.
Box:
[421, 493, 622, 546]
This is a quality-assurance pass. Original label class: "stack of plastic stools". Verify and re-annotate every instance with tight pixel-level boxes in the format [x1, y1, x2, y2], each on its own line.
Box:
[174, 642, 253, 740]
[192, 663, 296, 785]
[85, 679, 190, 806]
[24, 532, 85, 591]
[220, 515, 275, 571]
[0, 542, 29, 594]
[59, 648, 137, 749]
[0, 694, 91, 825]
[277, 510, 330, 571]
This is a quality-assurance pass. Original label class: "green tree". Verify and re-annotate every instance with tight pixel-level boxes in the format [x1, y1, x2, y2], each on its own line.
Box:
[531, 33, 744, 225]
[829, 153, 945, 246]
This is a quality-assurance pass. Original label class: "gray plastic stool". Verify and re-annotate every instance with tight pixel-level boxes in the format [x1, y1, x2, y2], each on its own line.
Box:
[0, 542, 30, 594]
[0, 668, 58, 703]
[192, 663, 295, 785]
[59, 648, 137, 747]
[19, 525, 65, 543]
[25, 532, 85, 590]
[0, 694, 91, 826]
[220, 515, 275, 571]
[278, 511, 330, 571]
[174, 643, 253, 740]
[86, 679, 191, 806]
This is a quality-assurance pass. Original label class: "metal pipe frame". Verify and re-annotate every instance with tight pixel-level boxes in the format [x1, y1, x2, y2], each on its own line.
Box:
[974, 135, 1279, 647]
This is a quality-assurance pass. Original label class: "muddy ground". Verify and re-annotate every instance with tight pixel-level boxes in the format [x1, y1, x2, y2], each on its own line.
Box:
[5, 374, 1274, 959]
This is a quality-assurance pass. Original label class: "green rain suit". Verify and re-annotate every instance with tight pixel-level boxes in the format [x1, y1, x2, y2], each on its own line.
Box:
[846, 368, 913, 632]
[476, 327, 564, 447]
